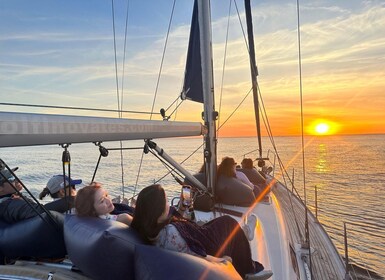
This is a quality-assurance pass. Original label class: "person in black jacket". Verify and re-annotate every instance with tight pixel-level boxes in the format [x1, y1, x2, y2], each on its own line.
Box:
[0, 168, 81, 224]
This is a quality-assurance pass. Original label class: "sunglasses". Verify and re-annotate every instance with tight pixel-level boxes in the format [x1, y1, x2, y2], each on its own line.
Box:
[0, 177, 15, 185]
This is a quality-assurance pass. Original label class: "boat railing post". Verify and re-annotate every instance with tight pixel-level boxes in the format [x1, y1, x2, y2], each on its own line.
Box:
[344, 222, 351, 280]
[315, 185, 318, 220]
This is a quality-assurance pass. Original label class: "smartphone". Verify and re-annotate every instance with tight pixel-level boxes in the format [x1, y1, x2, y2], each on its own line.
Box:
[182, 186, 192, 206]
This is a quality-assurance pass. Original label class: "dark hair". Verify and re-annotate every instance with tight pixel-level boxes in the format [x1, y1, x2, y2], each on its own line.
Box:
[39, 187, 63, 200]
[241, 158, 254, 169]
[131, 184, 168, 243]
[75, 183, 101, 217]
[217, 157, 236, 178]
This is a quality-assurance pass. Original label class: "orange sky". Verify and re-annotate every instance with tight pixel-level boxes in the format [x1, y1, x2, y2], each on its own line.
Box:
[1, 1, 384, 137]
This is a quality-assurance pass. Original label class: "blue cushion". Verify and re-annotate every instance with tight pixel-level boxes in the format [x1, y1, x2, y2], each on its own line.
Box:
[64, 215, 144, 280]
[135, 244, 241, 280]
[0, 211, 66, 261]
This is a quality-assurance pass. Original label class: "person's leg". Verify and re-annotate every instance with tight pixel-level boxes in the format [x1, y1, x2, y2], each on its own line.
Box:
[111, 203, 135, 215]
[202, 215, 259, 277]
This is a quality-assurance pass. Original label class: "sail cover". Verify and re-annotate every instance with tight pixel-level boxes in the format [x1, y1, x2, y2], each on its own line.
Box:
[0, 112, 203, 148]
[181, 0, 203, 104]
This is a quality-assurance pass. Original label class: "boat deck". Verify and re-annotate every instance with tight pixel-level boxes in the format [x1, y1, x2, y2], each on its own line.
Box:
[273, 182, 346, 280]
[0, 260, 91, 280]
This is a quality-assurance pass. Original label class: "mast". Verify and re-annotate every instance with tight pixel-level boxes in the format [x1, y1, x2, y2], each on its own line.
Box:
[197, 0, 217, 192]
[244, 0, 263, 162]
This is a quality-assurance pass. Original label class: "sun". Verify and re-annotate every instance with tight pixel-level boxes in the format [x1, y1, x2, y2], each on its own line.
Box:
[308, 120, 339, 135]
[315, 123, 330, 134]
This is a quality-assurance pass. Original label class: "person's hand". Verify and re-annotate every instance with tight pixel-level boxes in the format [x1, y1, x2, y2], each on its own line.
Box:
[14, 181, 23, 192]
[204, 255, 232, 263]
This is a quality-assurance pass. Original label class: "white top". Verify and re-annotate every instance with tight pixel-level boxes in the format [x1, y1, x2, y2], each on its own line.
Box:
[99, 214, 118, 221]
[236, 170, 254, 188]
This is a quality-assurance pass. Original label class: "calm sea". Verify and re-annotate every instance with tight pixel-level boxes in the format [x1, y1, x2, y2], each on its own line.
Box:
[1, 134, 384, 279]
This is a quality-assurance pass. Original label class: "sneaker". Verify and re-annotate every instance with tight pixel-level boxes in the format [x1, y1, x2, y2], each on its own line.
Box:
[245, 270, 273, 280]
[242, 214, 257, 241]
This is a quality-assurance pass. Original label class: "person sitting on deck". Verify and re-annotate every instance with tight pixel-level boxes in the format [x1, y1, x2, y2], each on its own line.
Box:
[218, 157, 262, 198]
[0, 167, 82, 224]
[74, 182, 132, 226]
[39, 174, 82, 214]
[131, 184, 273, 280]
[240, 158, 267, 189]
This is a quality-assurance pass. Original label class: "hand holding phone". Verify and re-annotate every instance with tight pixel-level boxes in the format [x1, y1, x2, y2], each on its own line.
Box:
[182, 186, 192, 207]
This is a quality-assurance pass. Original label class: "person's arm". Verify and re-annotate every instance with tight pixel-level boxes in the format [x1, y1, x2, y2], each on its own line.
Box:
[236, 171, 254, 188]
[116, 213, 133, 226]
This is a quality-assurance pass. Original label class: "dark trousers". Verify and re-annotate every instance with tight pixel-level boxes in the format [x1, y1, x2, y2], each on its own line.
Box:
[203, 215, 261, 277]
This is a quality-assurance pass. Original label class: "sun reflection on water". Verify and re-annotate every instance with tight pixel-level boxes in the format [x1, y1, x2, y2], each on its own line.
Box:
[315, 143, 329, 173]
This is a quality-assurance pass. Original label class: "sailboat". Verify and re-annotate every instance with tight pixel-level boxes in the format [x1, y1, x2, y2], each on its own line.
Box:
[0, 0, 353, 279]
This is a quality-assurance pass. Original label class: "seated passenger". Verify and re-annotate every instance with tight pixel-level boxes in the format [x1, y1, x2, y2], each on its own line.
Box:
[240, 158, 267, 188]
[131, 184, 273, 280]
[217, 157, 261, 200]
[75, 182, 132, 226]
[39, 174, 82, 214]
[0, 167, 81, 224]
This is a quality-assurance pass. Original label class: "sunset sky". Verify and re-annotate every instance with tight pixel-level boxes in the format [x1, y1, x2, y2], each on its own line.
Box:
[1, 0, 384, 137]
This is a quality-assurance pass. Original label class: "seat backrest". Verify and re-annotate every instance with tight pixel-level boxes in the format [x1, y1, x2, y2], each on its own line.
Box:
[64, 215, 144, 280]
[216, 175, 255, 206]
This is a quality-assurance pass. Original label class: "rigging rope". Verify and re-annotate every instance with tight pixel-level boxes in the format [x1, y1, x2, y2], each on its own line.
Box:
[217, 0, 232, 136]
[132, 0, 176, 199]
[295, 0, 313, 276]
[0, 102, 160, 115]
[111, 0, 129, 199]
[111, 0, 121, 118]
[120, 0, 131, 115]
[218, 0, 308, 249]
[117, 0, 131, 200]
[149, 0, 177, 120]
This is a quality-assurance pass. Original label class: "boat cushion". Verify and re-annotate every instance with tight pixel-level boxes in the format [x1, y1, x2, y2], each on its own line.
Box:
[134, 244, 242, 280]
[216, 175, 255, 206]
[0, 211, 66, 263]
[64, 215, 144, 280]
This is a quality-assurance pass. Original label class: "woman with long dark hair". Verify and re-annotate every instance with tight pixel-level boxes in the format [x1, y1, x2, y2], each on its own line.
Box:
[131, 184, 272, 280]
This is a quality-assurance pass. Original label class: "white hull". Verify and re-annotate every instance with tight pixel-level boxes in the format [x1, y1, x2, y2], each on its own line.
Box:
[194, 179, 347, 280]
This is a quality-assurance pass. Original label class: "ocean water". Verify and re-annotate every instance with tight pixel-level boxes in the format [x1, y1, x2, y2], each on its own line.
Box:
[1, 134, 384, 279]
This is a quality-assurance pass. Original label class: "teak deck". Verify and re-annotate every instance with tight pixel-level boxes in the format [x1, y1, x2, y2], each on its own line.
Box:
[274, 184, 346, 280]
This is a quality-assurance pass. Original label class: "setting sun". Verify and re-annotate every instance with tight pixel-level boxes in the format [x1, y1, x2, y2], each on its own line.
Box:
[315, 123, 330, 134]
[307, 120, 339, 135]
